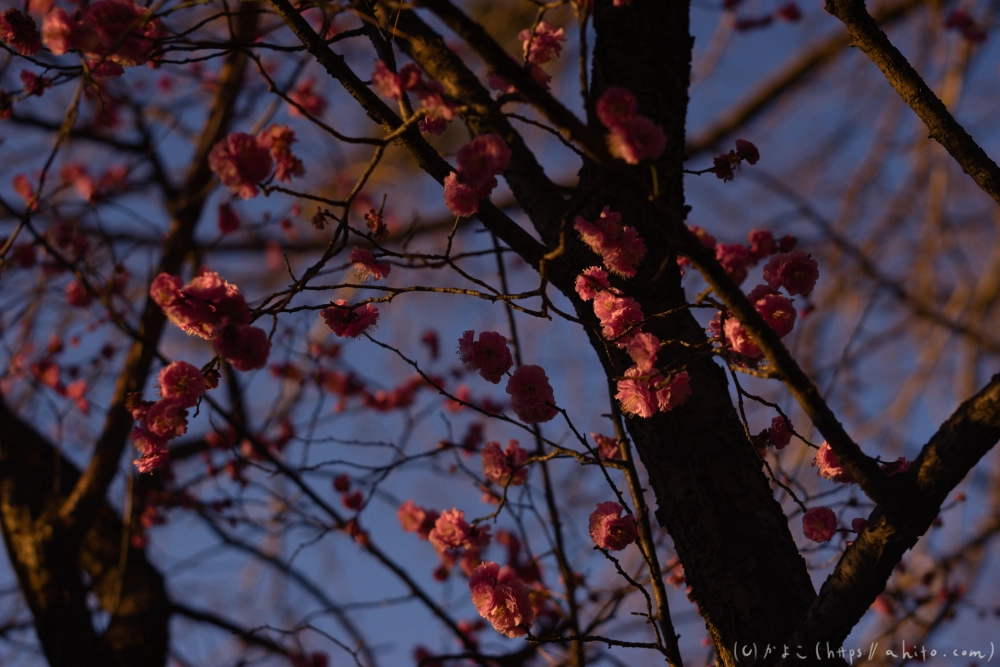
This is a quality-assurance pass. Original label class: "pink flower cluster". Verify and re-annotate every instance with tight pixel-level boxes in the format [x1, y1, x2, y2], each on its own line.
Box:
[592, 285, 644, 345]
[288, 78, 327, 118]
[519, 22, 565, 66]
[131, 361, 207, 473]
[762, 249, 819, 296]
[615, 359, 692, 418]
[812, 441, 856, 484]
[370, 60, 456, 135]
[398, 500, 439, 540]
[713, 283, 798, 361]
[41, 0, 164, 66]
[768, 415, 792, 449]
[0, 9, 42, 56]
[589, 501, 637, 551]
[457, 330, 514, 384]
[208, 126, 303, 199]
[320, 300, 380, 338]
[469, 561, 534, 638]
[713, 139, 760, 182]
[802, 506, 837, 543]
[348, 248, 391, 282]
[946, 9, 987, 43]
[151, 271, 271, 371]
[592, 432, 621, 460]
[505, 364, 559, 424]
[596, 87, 666, 164]
[443, 134, 512, 217]
[574, 206, 647, 278]
[481, 440, 529, 487]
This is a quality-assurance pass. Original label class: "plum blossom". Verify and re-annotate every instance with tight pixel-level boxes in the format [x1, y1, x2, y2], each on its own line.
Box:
[481, 440, 529, 487]
[505, 365, 558, 424]
[348, 248, 391, 282]
[802, 506, 838, 543]
[146, 397, 189, 438]
[398, 500, 439, 539]
[321, 300, 380, 338]
[589, 501, 637, 551]
[596, 87, 637, 129]
[762, 250, 819, 296]
[41, 8, 74, 56]
[443, 135, 512, 217]
[370, 60, 421, 100]
[429, 508, 491, 552]
[655, 371, 691, 412]
[754, 293, 796, 337]
[615, 367, 656, 418]
[519, 22, 565, 66]
[812, 441, 856, 484]
[723, 317, 763, 360]
[592, 291, 644, 345]
[574, 207, 647, 278]
[574, 266, 610, 302]
[607, 116, 667, 165]
[217, 203, 241, 234]
[714, 139, 760, 181]
[593, 433, 621, 460]
[213, 323, 271, 372]
[150, 271, 250, 340]
[42, 1, 164, 65]
[443, 172, 480, 217]
[625, 332, 660, 373]
[769, 415, 792, 449]
[158, 361, 205, 407]
[65, 280, 92, 307]
[595, 88, 666, 164]
[208, 133, 273, 199]
[715, 243, 750, 285]
[747, 229, 776, 261]
[457, 330, 514, 384]
[0, 9, 42, 55]
[469, 562, 534, 638]
[258, 124, 304, 183]
[288, 78, 327, 117]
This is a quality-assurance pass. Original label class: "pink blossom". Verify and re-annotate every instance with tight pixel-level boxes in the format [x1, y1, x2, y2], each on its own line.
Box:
[655, 371, 691, 412]
[519, 22, 565, 66]
[812, 441, 856, 484]
[769, 415, 792, 449]
[213, 323, 271, 371]
[593, 433, 621, 460]
[469, 562, 534, 638]
[456, 135, 512, 192]
[77, 0, 164, 66]
[625, 332, 659, 373]
[754, 294, 796, 337]
[589, 501, 637, 551]
[65, 280, 92, 307]
[131, 426, 167, 455]
[0, 9, 42, 56]
[150, 271, 251, 340]
[364, 208, 388, 239]
[762, 250, 819, 296]
[715, 243, 750, 285]
[596, 87, 637, 129]
[747, 229, 776, 260]
[574, 266, 610, 301]
[607, 116, 666, 165]
[321, 300, 380, 338]
[288, 78, 327, 117]
[746, 283, 779, 304]
[592, 291, 644, 345]
[851, 518, 867, 533]
[723, 318, 763, 360]
[348, 248, 391, 282]
[505, 365, 558, 424]
[946, 9, 987, 43]
[134, 448, 169, 474]
[158, 361, 205, 408]
[615, 366, 656, 418]
[735, 139, 760, 165]
[217, 203, 241, 234]
[397, 500, 438, 539]
[471, 331, 514, 384]
[429, 508, 490, 551]
[443, 172, 480, 217]
[802, 506, 838, 543]
[146, 397, 189, 438]
[371, 60, 405, 100]
[41, 8, 73, 55]
[258, 124, 304, 182]
[574, 207, 647, 278]
[208, 133, 273, 200]
[481, 440, 529, 486]
[457, 330, 476, 365]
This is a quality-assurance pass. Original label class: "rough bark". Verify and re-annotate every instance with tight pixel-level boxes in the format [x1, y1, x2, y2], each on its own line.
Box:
[578, 2, 819, 664]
